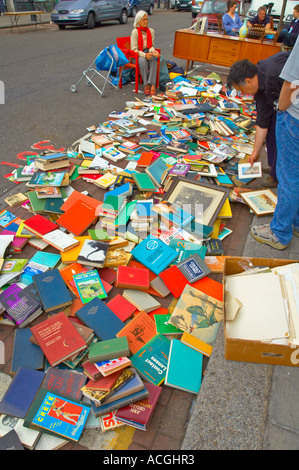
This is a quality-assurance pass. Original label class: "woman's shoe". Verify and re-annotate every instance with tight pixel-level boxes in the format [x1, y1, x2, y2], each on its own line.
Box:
[150, 85, 156, 95]
[144, 85, 150, 95]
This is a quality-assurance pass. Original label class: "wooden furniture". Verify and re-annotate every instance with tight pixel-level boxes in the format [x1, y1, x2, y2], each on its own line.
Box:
[247, 24, 266, 41]
[4, 11, 45, 32]
[173, 29, 282, 71]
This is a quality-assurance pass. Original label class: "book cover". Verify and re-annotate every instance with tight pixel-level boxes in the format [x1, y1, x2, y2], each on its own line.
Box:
[32, 269, 73, 313]
[35, 186, 62, 198]
[131, 235, 178, 276]
[0, 429, 24, 450]
[84, 369, 123, 391]
[132, 172, 157, 192]
[0, 367, 45, 418]
[81, 368, 135, 405]
[115, 382, 162, 430]
[106, 294, 136, 322]
[130, 334, 170, 386]
[23, 214, 58, 238]
[60, 236, 92, 265]
[59, 190, 102, 214]
[180, 331, 213, 357]
[56, 199, 98, 236]
[24, 388, 90, 442]
[164, 338, 203, 394]
[102, 147, 126, 162]
[0, 283, 42, 328]
[28, 250, 61, 268]
[91, 384, 149, 418]
[116, 310, 156, 355]
[154, 313, 183, 336]
[42, 229, 79, 252]
[122, 289, 161, 314]
[159, 265, 191, 298]
[95, 357, 132, 376]
[27, 171, 66, 187]
[4, 192, 29, 207]
[169, 163, 191, 176]
[30, 311, 87, 367]
[73, 270, 107, 303]
[75, 296, 125, 341]
[11, 328, 44, 374]
[42, 367, 87, 400]
[145, 158, 169, 188]
[88, 337, 130, 363]
[176, 253, 211, 283]
[76, 239, 108, 268]
[100, 412, 124, 432]
[137, 152, 154, 167]
[115, 265, 150, 291]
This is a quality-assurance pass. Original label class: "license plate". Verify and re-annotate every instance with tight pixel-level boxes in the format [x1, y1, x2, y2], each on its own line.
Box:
[59, 15, 68, 19]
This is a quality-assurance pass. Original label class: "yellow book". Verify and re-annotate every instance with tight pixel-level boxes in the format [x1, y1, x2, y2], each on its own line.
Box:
[16, 220, 34, 238]
[60, 236, 92, 264]
[217, 198, 232, 218]
[180, 332, 213, 358]
[94, 173, 117, 189]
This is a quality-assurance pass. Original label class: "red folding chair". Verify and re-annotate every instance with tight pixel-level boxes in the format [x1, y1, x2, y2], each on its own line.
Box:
[116, 36, 160, 93]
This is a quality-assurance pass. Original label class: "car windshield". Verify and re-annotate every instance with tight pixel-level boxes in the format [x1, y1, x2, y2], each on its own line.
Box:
[201, 1, 229, 14]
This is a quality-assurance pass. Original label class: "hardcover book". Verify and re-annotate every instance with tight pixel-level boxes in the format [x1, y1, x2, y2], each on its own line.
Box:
[73, 270, 107, 303]
[24, 388, 90, 442]
[115, 265, 150, 291]
[132, 172, 157, 192]
[56, 199, 98, 236]
[84, 369, 123, 391]
[95, 357, 132, 376]
[81, 368, 135, 405]
[76, 239, 108, 268]
[0, 282, 43, 328]
[106, 294, 136, 322]
[30, 311, 87, 367]
[42, 367, 87, 400]
[23, 214, 58, 238]
[176, 253, 211, 283]
[116, 310, 156, 355]
[130, 334, 170, 386]
[115, 382, 162, 431]
[131, 235, 178, 276]
[11, 328, 45, 374]
[42, 229, 80, 252]
[88, 337, 130, 363]
[122, 289, 161, 314]
[75, 296, 125, 341]
[32, 269, 73, 313]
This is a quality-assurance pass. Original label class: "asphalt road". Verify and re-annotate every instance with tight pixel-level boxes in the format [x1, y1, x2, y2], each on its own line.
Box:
[0, 9, 199, 195]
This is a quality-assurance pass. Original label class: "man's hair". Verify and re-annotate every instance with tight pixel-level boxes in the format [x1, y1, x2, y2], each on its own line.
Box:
[227, 59, 257, 89]
[294, 4, 299, 12]
[257, 6, 267, 13]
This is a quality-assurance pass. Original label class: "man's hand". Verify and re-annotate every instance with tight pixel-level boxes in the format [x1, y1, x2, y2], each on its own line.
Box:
[248, 151, 260, 166]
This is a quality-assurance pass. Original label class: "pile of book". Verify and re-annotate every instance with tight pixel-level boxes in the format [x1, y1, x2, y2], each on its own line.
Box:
[0, 71, 278, 450]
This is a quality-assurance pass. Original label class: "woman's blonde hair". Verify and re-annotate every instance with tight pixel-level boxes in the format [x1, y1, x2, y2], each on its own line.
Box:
[134, 10, 148, 28]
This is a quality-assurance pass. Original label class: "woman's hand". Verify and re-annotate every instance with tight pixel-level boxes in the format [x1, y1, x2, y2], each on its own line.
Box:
[145, 52, 153, 60]
[152, 49, 160, 58]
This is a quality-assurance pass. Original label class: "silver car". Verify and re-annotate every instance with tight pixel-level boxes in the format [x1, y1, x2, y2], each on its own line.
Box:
[191, 0, 203, 18]
[51, 0, 130, 29]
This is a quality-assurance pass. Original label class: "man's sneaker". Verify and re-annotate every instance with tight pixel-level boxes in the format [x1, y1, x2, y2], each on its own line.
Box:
[251, 224, 288, 250]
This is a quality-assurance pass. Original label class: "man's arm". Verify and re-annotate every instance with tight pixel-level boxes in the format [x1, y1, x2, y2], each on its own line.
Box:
[278, 80, 299, 111]
[248, 126, 269, 165]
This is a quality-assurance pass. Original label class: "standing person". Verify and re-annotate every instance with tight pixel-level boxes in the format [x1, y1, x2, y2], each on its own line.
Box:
[227, 52, 291, 184]
[277, 4, 299, 47]
[248, 6, 271, 29]
[222, 0, 243, 36]
[130, 10, 160, 96]
[0, 0, 5, 15]
[250, 40, 299, 250]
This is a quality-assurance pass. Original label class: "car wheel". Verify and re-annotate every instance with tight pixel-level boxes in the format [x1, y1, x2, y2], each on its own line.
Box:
[87, 12, 95, 29]
[58, 24, 65, 29]
[119, 8, 128, 24]
[132, 6, 137, 16]
[148, 4, 153, 15]
[192, 12, 197, 17]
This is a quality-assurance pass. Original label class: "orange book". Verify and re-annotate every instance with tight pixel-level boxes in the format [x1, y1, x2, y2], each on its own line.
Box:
[57, 199, 98, 236]
[137, 152, 154, 168]
[116, 310, 156, 355]
[192, 276, 223, 302]
[59, 262, 87, 294]
[204, 256, 228, 273]
[60, 190, 102, 214]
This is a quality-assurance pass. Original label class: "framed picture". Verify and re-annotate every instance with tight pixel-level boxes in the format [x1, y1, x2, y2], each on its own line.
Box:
[238, 162, 262, 179]
[164, 178, 230, 227]
[240, 189, 277, 216]
[189, 162, 218, 177]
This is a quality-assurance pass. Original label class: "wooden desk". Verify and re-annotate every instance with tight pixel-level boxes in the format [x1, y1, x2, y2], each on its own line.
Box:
[4, 11, 45, 32]
[173, 29, 281, 71]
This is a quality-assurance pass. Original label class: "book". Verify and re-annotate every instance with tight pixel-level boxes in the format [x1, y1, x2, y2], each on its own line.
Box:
[24, 388, 90, 442]
[75, 297, 125, 341]
[131, 235, 178, 275]
[4, 192, 29, 207]
[0, 429, 24, 450]
[164, 338, 203, 394]
[23, 214, 58, 238]
[73, 270, 107, 303]
[0, 229, 28, 252]
[0, 283, 43, 328]
[169, 162, 191, 176]
[115, 265, 150, 291]
[56, 199, 98, 236]
[102, 147, 126, 162]
[100, 412, 124, 432]
[159, 265, 191, 298]
[42, 229, 80, 252]
[60, 236, 92, 265]
[11, 328, 45, 374]
[0, 367, 45, 418]
[106, 294, 136, 322]
[176, 253, 211, 283]
[145, 157, 169, 188]
[93, 173, 117, 189]
[95, 357, 132, 377]
[116, 310, 156, 355]
[81, 368, 135, 405]
[76, 239, 108, 268]
[180, 331, 213, 357]
[27, 170, 67, 188]
[115, 382, 162, 431]
[32, 269, 73, 313]
[42, 367, 87, 400]
[0, 416, 40, 450]
[60, 190, 102, 214]
[35, 186, 62, 198]
[82, 360, 103, 382]
[137, 152, 154, 167]
[30, 311, 87, 367]
[154, 313, 183, 336]
[130, 334, 170, 386]
[132, 172, 157, 192]
[122, 289, 161, 314]
[88, 337, 130, 363]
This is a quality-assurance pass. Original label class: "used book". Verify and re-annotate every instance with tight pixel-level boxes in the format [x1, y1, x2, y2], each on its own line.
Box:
[32, 269, 73, 313]
[73, 270, 108, 303]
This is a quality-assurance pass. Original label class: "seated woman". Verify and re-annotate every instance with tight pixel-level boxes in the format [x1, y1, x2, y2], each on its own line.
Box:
[222, 0, 243, 36]
[130, 10, 160, 96]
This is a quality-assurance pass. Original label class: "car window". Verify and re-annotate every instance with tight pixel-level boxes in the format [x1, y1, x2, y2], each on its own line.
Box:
[201, 1, 233, 14]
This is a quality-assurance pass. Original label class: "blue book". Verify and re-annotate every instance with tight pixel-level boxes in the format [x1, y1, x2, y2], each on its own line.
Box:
[32, 268, 72, 313]
[0, 367, 45, 418]
[91, 382, 149, 417]
[11, 328, 44, 374]
[144, 157, 169, 188]
[75, 297, 125, 341]
[130, 334, 171, 386]
[165, 339, 203, 394]
[131, 235, 178, 275]
[29, 251, 61, 268]
[103, 183, 132, 199]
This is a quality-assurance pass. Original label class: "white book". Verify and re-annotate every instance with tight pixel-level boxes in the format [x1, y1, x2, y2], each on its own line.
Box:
[42, 229, 79, 252]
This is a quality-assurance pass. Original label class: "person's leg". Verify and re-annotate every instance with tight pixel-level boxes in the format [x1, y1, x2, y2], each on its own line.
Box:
[138, 56, 150, 93]
[265, 110, 278, 182]
[147, 57, 158, 93]
[278, 29, 292, 46]
[270, 111, 299, 245]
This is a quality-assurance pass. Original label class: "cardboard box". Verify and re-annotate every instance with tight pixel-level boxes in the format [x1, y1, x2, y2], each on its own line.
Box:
[224, 257, 299, 367]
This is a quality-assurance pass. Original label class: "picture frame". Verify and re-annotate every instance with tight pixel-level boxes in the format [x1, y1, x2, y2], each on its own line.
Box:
[189, 162, 218, 177]
[164, 177, 230, 227]
[238, 162, 262, 179]
[240, 189, 277, 216]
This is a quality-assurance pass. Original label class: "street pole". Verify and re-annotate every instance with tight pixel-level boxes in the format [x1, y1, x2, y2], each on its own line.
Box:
[277, 0, 287, 30]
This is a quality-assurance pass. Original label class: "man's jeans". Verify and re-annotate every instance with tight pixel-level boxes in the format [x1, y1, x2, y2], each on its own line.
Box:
[270, 111, 299, 245]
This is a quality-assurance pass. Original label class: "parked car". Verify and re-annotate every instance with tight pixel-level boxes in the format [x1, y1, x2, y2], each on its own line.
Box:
[191, 0, 240, 31]
[175, 0, 192, 11]
[191, 0, 203, 18]
[128, 0, 154, 16]
[51, 0, 130, 29]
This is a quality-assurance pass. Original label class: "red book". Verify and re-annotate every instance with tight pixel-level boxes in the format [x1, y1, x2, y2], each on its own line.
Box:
[115, 382, 162, 430]
[98, 267, 117, 285]
[85, 370, 123, 391]
[115, 265, 150, 291]
[82, 360, 103, 382]
[137, 152, 154, 167]
[23, 214, 58, 238]
[60, 189, 102, 214]
[192, 276, 223, 302]
[107, 294, 137, 322]
[57, 199, 98, 236]
[159, 265, 191, 298]
[148, 307, 169, 321]
[30, 311, 87, 367]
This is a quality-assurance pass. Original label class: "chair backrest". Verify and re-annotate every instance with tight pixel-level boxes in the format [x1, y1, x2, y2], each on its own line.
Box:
[116, 36, 131, 51]
[216, 14, 224, 34]
[247, 24, 266, 41]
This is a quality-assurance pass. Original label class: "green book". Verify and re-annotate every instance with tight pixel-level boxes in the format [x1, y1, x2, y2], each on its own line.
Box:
[88, 337, 130, 364]
[132, 172, 157, 192]
[27, 191, 46, 213]
[154, 314, 183, 336]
